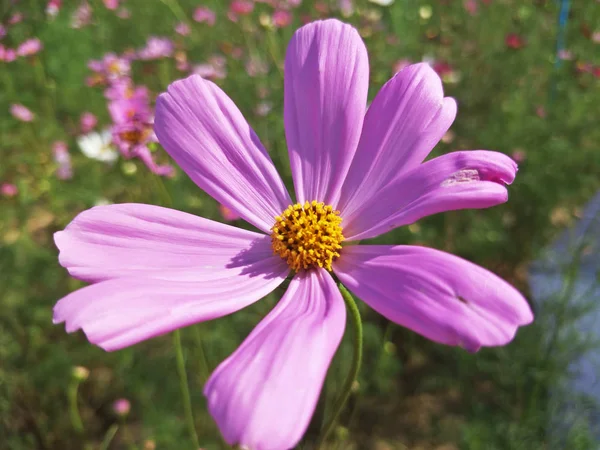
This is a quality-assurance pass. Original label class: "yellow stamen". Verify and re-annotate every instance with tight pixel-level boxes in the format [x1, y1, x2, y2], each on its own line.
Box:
[270, 201, 344, 271]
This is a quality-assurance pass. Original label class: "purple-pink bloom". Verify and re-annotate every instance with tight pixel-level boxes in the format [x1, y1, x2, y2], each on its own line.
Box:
[88, 53, 131, 82]
[71, 1, 92, 28]
[80, 112, 98, 133]
[137, 36, 174, 60]
[103, 0, 119, 10]
[53, 141, 73, 180]
[112, 398, 131, 416]
[46, 0, 62, 17]
[10, 104, 34, 122]
[193, 6, 216, 25]
[53, 20, 532, 450]
[175, 22, 190, 36]
[16, 38, 43, 57]
[0, 45, 17, 62]
[1, 183, 18, 197]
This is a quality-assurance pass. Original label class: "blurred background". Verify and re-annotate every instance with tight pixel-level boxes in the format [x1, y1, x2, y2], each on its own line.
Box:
[1, 0, 600, 449]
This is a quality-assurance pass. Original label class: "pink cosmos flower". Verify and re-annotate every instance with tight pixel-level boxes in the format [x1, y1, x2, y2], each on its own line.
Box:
[103, 0, 119, 10]
[9, 12, 23, 25]
[137, 37, 174, 60]
[0, 45, 17, 62]
[1, 183, 18, 197]
[272, 10, 292, 28]
[53, 141, 73, 180]
[220, 204, 241, 221]
[88, 53, 131, 82]
[175, 22, 190, 36]
[464, 0, 478, 15]
[71, 1, 92, 29]
[53, 20, 532, 450]
[505, 33, 525, 49]
[193, 6, 216, 25]
[80, 112, 98, 133]
[0, 25, 6, 40]
[10, 104, 34, 122]
[17, 38, 43, 57]
[112, 398, 131, 416]
[46, 0, 62, 17]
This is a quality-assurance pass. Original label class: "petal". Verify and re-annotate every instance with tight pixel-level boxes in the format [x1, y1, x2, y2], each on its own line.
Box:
[53, 260, 289, 352]
[342, 150, 517, 241]
[204, 269, 346, 450]
[338, 63, 456, 216]
[334, 245, 533, 351]
[284, 19, 369, 206]
[155, 75, 291, 233]
[55, 203, 283, 283]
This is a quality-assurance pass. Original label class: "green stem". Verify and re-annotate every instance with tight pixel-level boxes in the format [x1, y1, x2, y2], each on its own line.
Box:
[68, 382, 84, 434]
[174, 329, 200, 449]
[317, 283, 363, 447]
[192, 326, 211, 384]
[99, 424, 119, 450]
[158, 0, 189, 24]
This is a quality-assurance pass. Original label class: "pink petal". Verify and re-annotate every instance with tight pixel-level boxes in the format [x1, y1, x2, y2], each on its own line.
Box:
[155, 75, 291, 233]
[53, 261, 289, 352]
[338, 63, 456, 216]
[342, 150, 516, 241]
[204, 269, 346, 450]
[55, 203, 283, 282]
[284, 19, 369, 206]
[334, 245, 533, 352]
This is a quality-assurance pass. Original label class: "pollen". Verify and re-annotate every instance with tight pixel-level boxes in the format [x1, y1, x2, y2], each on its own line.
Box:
[271, 201, 344, 272]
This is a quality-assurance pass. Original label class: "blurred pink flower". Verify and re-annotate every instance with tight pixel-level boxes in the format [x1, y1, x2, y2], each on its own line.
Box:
[175, 22, 190, 36]
[511, 150, 526, 164]
[505, 33, 525, 49]
[192, 55, 227, 80]
[137, 37, 174, 60]
[112, 398, 131, 416]
[219, 204, 241, 221]
[230, 0, 254, 15]
[245, 56, 268, 77]
[53, 141, 73, 180]
[557, 49, 573, 60]
[116, 7, 131, 19]
[255, 101, 272, 117]
[106, 80, 152, 125]
[88, 53, 131, 82]
[393, 58, 412, 73]
[535, 106, 546, 119]
[338, 0, 353, 17]
[593, 32, 600, 44]
[464, 0, 478, 15]
[272, 10, 292, 28]
[10, 104, 34, 122]
[1, 183, 18, 197]
[0, 45, 17, 62]
[0, 25, 6, 40]
[9, 12, 23, 25]
[71, 1, 92, 29]
[46, 0, 62, 17]
[80, 112, 98, 133]
[17, 38, 43, 57]
[103, 0, 119, 10]
[193, 6, 216, 26]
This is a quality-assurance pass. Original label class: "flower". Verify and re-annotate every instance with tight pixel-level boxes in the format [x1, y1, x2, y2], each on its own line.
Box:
[71, 1, 92, 29]
[80, 112, 98, 133]
[88, 53, 131, 83]
[1, 183, 18, 197]
[53, 141, 73, 180]
[46, 0, 62, 17]
[16, 38, 43, 57]
[137, 36, 174, 60]
[103, 0, 119, 10]
[193, 6, 216, 25]
[0, 45, 17, 62]
[53, 20, 532, 450]
[175, 22, 190, 36]
[10, 104, 34, 122]
[112, 398, 131, 416]
[77, 130, 119, 162]
[505, 33, 525, 49]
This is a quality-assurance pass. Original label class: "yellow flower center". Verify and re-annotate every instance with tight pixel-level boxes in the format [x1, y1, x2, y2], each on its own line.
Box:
[271, 201, 344, 272]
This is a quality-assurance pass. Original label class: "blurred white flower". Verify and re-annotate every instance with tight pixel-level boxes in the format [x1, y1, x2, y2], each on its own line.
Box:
[77, 130, 118, 162]
[368, 0, 394, 5]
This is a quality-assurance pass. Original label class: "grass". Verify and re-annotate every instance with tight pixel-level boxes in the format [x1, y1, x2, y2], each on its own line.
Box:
[1, 0, 600, 448]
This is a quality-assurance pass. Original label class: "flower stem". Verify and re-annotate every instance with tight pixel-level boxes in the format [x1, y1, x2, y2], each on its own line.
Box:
[99, 424, 119, 450]
[173, 329, 201, 449]
[317, 283, 363, 447]
[68, 382, 84, 434]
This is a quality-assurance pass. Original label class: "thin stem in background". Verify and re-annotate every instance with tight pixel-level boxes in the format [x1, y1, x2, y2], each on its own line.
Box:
[173, 329, 201, 449]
